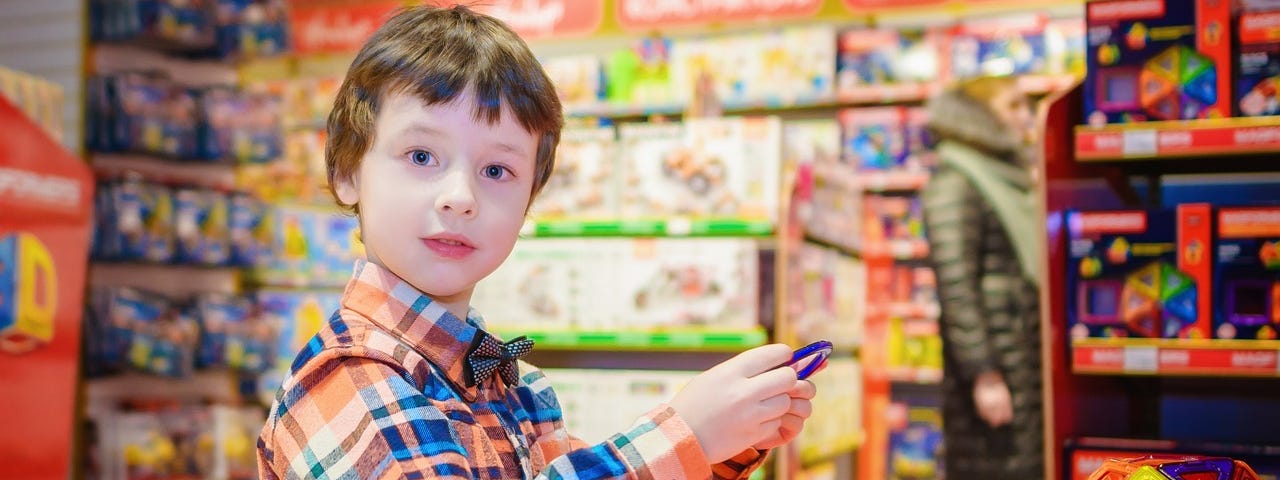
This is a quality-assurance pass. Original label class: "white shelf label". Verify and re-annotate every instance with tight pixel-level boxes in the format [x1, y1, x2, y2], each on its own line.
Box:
[890, 241, 913, 258]
[1123, 346, 1159, 373]
[1122, 130, 1158, 156]
[667, 217, 692, 236]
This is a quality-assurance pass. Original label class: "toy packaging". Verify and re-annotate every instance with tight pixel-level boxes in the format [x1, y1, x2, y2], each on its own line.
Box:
[1087, 455, 1260, 480]
[886, 394, 944, 480]
[92, 286, 197, 378]
[542, 369, 697, 444]
[192, 292, 252, 370]
[1235, 2, 1280, 116]
[949, 14, 1051, 79]
[542, 55, 604, 108]
[620, 117, 781, 221]
[532, 127, 620, 219]
[228, 192, 272, 268]
[618, 238, 760, 330]
[754, 26, 837, 103]
[863, 194, 927, 245]
[200, 85, 283, 164]
[1084, 0, 1232, 126]
[259, 206, 363, 288]
[837, 28, 942, 93]
[606, 35, 676, 106]
[474, 240, 583, 329]
[1213, 207, 1280, 340]
[214, 0, 289, 60]
[794, 358, 862, 461]
[95, 177, 176, 263]
[839, 107, 909, 172]
[1048, 17, 1088, 77]
[257, 289, 341, 368]
[173, 187, 231, 266]
[671, 33, 758, 106]
[1066, 206, 1213, 340]
[787, 243, 865, 349]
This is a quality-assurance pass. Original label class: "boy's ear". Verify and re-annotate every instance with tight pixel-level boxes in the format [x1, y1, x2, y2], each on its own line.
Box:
[334, 171, 360, 207]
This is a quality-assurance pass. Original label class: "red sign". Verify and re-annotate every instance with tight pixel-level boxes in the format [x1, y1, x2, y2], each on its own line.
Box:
[0, 96, 93, 479]
[471, 0, 603, 40]
[616, 0, 822, 30]
[288, 1, 401, 55]
[1074, 341, 1280, 376]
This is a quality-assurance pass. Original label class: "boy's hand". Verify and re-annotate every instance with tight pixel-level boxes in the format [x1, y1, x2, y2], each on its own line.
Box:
[668, 344, 798, 464]
[751, 379, 816, 450]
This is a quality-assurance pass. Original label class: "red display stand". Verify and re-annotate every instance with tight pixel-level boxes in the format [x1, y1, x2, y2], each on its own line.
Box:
[0, 95, 94, 479]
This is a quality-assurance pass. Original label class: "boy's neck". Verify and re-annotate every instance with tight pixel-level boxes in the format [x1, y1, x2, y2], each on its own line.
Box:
[363, 257, 475, 322]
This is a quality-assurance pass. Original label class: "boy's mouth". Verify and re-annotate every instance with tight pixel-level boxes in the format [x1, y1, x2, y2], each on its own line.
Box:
[423, 234, 475, 259]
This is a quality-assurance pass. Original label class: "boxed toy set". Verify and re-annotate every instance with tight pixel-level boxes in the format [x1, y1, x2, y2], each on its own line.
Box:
[619, 117, 781, 221]
[258, 206, 362, 288]
[532, 127, 620, 219]
[839, 107, 912, 172]
[669, 26, 835, 106]
[1235, 1, 1280, 116]
[793, 358, 862, 463]
[1213, 206, 1280, 340]
[473, 240, 583, 330]
[227, 192, 272, 268]
[837, 28, 942, 94]
[1083, 0, 1232, 126]
[542, 368, 697, 445]
[542, 55, 604, 108]
[86, 286, 199, 378]
[886, 394, 945, 480]
[1066, 206, 1213, 340]
[93, 177, 176, 264]
[89, 402, 264, 480]
[173, 187, 231, 266]
[89, 0, 288, 59]
[950, 14, 1052, 79]
[787, 243, 866, 349]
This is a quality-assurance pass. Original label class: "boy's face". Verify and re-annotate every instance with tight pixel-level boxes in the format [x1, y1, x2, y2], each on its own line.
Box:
[335, 89, 537, 308]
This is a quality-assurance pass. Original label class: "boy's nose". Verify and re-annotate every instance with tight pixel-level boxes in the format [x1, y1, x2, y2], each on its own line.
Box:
[436, 172, 478, 217]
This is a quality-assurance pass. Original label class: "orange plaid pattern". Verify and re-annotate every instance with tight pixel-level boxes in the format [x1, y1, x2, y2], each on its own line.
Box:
[257, 260, 767, 479]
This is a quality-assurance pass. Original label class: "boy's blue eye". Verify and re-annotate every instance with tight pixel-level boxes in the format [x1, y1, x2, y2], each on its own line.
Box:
[409, 150, 435, 166]
[483, 165, 508, 179]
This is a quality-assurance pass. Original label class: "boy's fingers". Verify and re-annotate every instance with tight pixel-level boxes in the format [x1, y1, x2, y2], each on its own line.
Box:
[757, 393, 791, 419]
[788, 398, 813, 419]
[730, 344, 794, 377]
[788, 380, 816, 399]
[746, 366, 798, 398]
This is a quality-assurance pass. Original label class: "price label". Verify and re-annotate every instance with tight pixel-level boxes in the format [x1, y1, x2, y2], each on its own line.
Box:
[1123, 346, 1159, 373]
[1122, 130, 1158, 157]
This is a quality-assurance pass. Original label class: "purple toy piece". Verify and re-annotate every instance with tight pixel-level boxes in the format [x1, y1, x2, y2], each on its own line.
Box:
[1158, 457, 1235, 480]
[1079, 279, 1124, 325]
[1225, 279, 1273, 327]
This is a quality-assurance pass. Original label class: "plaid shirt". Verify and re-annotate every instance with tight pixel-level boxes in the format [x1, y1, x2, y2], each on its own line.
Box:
[258, 260, 766, 479]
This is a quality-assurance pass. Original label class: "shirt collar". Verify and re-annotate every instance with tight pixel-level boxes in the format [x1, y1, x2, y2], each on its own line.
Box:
[340, 259, 495, 399]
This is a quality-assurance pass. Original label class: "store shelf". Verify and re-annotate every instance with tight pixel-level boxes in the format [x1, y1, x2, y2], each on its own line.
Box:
[91, 153, 239, 189]
[521, 218, 774, 238]
[90, 262, 242, 296]
[86, 370, 241, 404]
[1075, 117, 1280, 162]
[813, 162, 932, 193]
[1072, 338, 1280, 377]
[880, 367, 943, 385]
[488, 328, 768, 352]
[565, 75, 1077, 119]
[863, 239, 931, 260]
[800, 432, 864, 467]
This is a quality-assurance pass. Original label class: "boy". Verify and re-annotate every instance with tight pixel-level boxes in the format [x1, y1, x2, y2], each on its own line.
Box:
[257, 6, 815, 479]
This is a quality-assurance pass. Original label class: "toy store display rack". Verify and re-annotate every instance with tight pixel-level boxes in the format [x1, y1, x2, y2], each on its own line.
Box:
[1041, 1, 1280, 477]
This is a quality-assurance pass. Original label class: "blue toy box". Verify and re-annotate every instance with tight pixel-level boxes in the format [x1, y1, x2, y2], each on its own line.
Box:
[949, 13, 1050, 79]
[228, 193, 272, 268]
[1083, 0, 1232, 126]
[97, 178, 175, 263]
[1214, 206, 1280, 340]
[173, 187, 230, 266]
[1066, 206, 1213, 340]
[257, 290, 341, 369]
[839, 107, 907, 171]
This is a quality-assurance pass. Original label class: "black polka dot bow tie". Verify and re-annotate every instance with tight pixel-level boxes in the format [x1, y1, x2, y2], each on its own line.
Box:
[465, 333, 535, 387]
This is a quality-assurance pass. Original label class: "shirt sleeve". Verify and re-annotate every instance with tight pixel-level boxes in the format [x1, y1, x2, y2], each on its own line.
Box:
[517, 365, 769, 480]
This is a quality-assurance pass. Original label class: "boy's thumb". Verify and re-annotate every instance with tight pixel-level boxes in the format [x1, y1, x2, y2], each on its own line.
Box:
[730, 344, 793, 377]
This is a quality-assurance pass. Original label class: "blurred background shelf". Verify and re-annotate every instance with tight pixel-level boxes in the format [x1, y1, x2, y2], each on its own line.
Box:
[489, 328, 769, 352]
[1072, 338, 1280, 378]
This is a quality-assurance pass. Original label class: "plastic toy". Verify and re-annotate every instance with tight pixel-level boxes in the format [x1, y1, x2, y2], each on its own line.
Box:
[1087, 455, 1260, 480]
[1084, 0, 1231, 126]
[173, 187, 231, 266]
[0, 233, 56, 354]
[1214, 207, 1280, 340]
[1068, 206, 1213, 339]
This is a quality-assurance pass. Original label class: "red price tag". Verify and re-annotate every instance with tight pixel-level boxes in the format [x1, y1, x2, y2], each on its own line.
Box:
[616, 0, 822, 30]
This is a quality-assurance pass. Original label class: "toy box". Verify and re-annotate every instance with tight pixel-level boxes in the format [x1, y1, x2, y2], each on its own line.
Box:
[200, 86, 283, 163]
[260, 206, 361, 288]
[794, 358, 862, 459]
[192, 292, 250, 369]
[837, 28, 942, 92]
[542, 55, 604, 108]
[257, 290, 341, 367]
[0, 233, 57, 354]
[886, 394, 945, 480]
[839, 107, 908, 171]
[1066, 206, 1213, 340]
[620, 117, 781, 221]
[1213, 207, 1280, 340]
[228, 192, 272, 268]
[532, 127, 619, 219]
[97, 177, 176, 263]
[950, 14, 1051, 79]
[1084, 0, 1232, 126]
[94, 286, 196, 377]
[1048, 18, 1088, 76]
[864, 194, 926, 245]
[542, 369, 697, 445]
[618, 238, 760, 330]
[670, 33, 758, 106]
[173, 187, 230, 266]
[1088, 455, 1260, 480]
[1235, 2, 1280, 116]
[473, 239, 584, 329]
[214, 0, 289, 59]
[754, 26, 837, 103]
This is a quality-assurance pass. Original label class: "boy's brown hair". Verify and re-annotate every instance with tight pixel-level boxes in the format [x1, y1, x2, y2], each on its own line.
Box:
[325, 5, 563, 211]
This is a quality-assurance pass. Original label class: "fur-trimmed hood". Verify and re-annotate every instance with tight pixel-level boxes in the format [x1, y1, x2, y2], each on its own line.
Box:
[925, 87, 1022, 158]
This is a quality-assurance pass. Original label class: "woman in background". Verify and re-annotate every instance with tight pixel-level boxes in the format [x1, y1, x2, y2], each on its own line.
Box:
[921, 76, 1044, 479]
